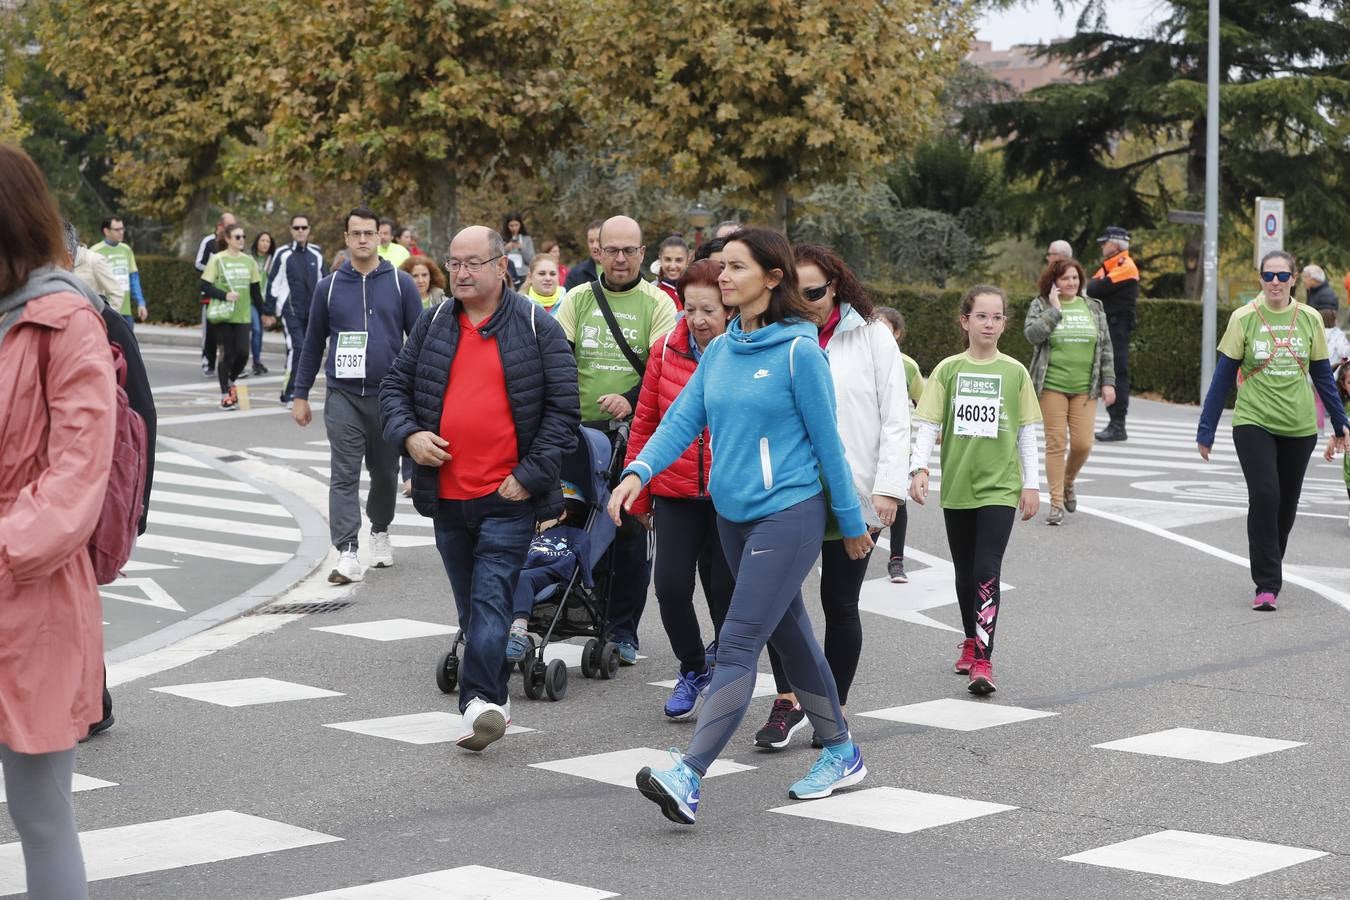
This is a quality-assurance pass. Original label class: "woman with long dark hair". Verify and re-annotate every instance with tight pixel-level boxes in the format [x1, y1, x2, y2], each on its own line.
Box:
[611, 227, 872, 824]
[501, 211, 534, 288]
[249, 231, 275, 376]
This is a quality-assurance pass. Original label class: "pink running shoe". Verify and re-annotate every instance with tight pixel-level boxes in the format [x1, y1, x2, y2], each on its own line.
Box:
[1253, 591, 1277, 611]
[954, 639, 977, 674]
[968, 659, 996, 694]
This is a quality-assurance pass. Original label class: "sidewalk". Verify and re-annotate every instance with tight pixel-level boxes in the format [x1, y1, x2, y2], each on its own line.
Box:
[137, 322, 288, 351]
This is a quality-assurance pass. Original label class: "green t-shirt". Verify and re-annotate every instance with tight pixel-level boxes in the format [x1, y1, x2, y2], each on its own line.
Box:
[556, 278, 677, 421]
[90, 240, 138, 315]
[1042, 296, 1097, 395]
[901, 352, 925, 405]
[201, 252, 261, 325]
[1218, 300, 1328, 437]
[914, 351, 1041, 509]
[379, 242, 410, 268]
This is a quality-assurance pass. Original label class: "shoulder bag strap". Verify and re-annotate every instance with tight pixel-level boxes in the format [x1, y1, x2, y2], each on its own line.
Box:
[590, 279, 645, 377]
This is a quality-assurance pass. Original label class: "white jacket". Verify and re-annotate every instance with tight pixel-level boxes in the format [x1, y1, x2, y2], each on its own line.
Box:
[826, 305, 911, 527]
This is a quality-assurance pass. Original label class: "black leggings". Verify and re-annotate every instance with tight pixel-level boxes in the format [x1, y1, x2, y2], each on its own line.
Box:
[943, 506, 1015, 660]
[1232, 425, 1317, 595]
[888, 503, 908, 558]
[216, 322, 250, 394]
[768, 538, 872, 705]
[653, 497, 733, 674]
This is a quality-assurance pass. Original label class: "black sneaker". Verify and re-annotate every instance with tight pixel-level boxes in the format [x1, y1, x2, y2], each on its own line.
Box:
[80, 686, 114, 742]
[253, 362, 269, 375]
[754, 699, 806, 750]
[1095, 423, 1127, 442]
[887, 556, 908, 583]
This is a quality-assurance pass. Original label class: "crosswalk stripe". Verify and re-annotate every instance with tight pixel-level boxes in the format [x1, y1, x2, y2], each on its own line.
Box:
[253, 446, 333, 461]
[135, 533, 294, 565]
[0, 810, 341, 895]
[156, 451, 214, 470]
[147, 511, 302, 542]
[150, 490, 293, 519]
[280, 865, 617, 900]
[151, 469, 264, 495]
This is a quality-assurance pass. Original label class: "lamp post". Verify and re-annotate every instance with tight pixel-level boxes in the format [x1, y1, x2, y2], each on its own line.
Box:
[1200, 0, 1219, 400]
[688, 203, 712, 246]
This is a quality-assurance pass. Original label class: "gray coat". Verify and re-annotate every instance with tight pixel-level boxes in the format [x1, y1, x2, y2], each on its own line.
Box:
[1024, 294, 1116, 399]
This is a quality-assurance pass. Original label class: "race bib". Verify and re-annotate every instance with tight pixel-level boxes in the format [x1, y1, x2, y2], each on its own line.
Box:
[952, 372, 1002, 439]
[335, 331, 369, 380]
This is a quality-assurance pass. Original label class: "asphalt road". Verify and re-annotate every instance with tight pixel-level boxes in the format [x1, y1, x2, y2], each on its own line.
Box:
[10, 334, 1350, 899]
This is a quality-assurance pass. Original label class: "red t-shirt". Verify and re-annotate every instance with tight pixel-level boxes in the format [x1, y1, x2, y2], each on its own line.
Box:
[438, 310, 519, 500]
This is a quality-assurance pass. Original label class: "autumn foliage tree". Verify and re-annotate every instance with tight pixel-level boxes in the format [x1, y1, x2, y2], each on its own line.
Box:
[253, 0, 576, 254]
[567, 0, 974, 230]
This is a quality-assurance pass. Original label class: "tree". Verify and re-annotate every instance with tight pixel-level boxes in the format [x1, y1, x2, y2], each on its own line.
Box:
[35, 0, 273, 251]
[968, 0, 1350, 295]
[568, 0, 975, 231]
[887, 136, 1004, 238]
[0, 85, 26, 144]
[253, 0, 576, 254]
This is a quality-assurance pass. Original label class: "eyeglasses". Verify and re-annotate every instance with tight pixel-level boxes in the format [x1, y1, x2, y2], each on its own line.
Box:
[230, 234, 246, 241]
[292, 225, 310, 231]
[445, 255, 503, 273]
[965, 312, 1007, 324]
[601, 246, 643, 259]
[1261, 271, 1293, 283]
[803, 281, 832, 302]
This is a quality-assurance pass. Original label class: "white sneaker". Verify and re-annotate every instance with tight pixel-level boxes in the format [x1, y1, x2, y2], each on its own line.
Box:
[456, 698, 508, 751]
[328, 548, 364, 584]
[369, 532, 394, 568]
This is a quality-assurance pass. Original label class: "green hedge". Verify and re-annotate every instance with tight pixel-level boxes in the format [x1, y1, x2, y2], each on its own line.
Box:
[872, 286, 1235, 406]
[138, 255, 207, 325]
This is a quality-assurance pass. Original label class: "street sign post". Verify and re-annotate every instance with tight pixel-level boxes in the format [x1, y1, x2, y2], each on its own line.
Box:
[1254, 197, 1284, 268]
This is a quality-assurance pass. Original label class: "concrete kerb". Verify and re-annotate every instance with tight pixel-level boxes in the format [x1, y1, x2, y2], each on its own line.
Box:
[104, 435, 333, 666]
[135, 323, 288, 352]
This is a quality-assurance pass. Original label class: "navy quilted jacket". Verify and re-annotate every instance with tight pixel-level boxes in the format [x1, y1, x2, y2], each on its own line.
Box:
[379, 288, 580, 520]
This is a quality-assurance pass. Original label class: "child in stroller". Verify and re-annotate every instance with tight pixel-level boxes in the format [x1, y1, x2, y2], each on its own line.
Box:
[505, 480, 592, 662]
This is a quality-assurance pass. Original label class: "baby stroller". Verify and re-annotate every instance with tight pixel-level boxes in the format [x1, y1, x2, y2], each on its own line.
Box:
[435, 421, 631, 702]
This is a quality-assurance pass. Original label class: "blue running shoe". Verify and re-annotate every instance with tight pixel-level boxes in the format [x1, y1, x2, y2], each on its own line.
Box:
[788, 740, 867, 800]
[636, 751, 700, 824]
[617, 641, 638, 666]
[504, 626, 531, 663]
[663, 669, 712, 720]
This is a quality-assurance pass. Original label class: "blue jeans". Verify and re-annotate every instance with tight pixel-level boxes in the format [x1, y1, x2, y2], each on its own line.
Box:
[433, 494, 536, 710]
[250, 305, 263, 365]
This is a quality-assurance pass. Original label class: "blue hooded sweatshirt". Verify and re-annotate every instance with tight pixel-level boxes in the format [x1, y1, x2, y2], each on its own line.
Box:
[623, 316, 865, 536]
[293, 257, 422, 401]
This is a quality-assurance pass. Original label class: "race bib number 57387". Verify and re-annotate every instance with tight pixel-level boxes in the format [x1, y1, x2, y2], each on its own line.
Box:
[335, 331, 369, 380]
[952, 372, 1002, 439]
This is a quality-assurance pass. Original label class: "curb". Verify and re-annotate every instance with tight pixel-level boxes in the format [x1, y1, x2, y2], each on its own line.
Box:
[104, 436, 332, 665]
[136, 323, 288, 352]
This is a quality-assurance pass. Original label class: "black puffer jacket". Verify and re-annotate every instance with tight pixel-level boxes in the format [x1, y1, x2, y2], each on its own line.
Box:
[379, 288, 580, 520]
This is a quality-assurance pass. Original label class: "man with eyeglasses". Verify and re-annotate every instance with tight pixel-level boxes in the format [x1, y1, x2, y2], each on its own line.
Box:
[1045, 240, 1073, 265]
[267, 214, 327, 407]
[196, 211, 236, 376]
[554, 215, 677, 665]
[381, 224, 579, 751]
[89, 216, 148, 330]
[292, 207, 423, 585]
[1086, 226, 1140, 442]
[563, 219, 606, 291]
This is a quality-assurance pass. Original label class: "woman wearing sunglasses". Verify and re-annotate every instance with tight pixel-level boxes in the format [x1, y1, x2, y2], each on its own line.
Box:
[200, 225, 266, 410]
[1198, 250, 1349, 610]
[751, 244, 910, 750]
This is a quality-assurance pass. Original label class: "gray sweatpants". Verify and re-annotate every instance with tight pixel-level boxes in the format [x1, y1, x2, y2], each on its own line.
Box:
[683, 493, 849, 776]
[1, 744, 88, 900]
[323, 388, 400, 550]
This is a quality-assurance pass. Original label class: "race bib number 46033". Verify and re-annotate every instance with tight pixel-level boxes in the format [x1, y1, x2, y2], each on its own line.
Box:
[952, 372, 1002, 439]
[335, 331, 369, 380]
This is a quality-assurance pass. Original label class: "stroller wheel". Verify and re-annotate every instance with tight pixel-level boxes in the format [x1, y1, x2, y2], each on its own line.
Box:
[580, 639, 600, 679]
[544, 659, 568, 701]
[524, 659, 547, 700]
[435, 652, 459, 694]
[598, 642, 621, 680]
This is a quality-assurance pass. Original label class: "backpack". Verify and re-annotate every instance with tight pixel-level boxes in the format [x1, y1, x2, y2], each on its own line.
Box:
[38, 329, 149, 584]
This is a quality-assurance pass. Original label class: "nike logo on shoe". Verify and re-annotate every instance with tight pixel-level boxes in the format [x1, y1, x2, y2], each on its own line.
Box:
[753, 369, 770, 379]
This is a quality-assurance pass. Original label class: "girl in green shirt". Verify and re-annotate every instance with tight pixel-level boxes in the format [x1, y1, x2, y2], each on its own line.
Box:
[909, 286, 1042, 694]
[200, 225, 264, 409]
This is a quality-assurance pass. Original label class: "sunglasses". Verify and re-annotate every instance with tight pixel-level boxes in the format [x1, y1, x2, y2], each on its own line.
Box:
[1261, 271, 1293, 283]
[803, 281, 832, 302]
[292, 225, 310, 231]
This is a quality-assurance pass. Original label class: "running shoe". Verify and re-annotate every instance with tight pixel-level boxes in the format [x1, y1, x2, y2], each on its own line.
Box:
[754, 699, 807, 750]
[252, 362, 269, 376]
[504, 624, 531, 663]
[369, 531, 394, 568]
[664, 669, 712, 721]
[1064, 484, 1077, 512]
[329, 548, 364, 584]
[1046, 506, 1064, 526]
[887, 556, 908, 583]
[219, 387, 238, 410]
[1253, 591, 1277, 612]
[456, 697, 508, 752]
[617, 641, 638, 666]
[968, 658, 996, 694]
[636, 751, 700, 824]
[954, 638, 977, 674]
[788, 741, 867, 800]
